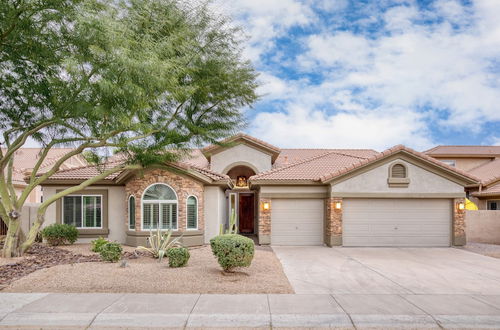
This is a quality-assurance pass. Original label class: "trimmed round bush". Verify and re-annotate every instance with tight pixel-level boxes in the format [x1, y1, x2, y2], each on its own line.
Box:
[91, 237, 109, 253]
[41, 224, 78, 246]
[166, 247, 190, 268]
[210, 234, 254, 272]
[99, 242, 122, 262]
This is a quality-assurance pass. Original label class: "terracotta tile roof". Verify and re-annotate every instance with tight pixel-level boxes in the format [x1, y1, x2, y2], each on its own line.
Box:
[472, 181, 500, 196]
[45, 158, 228, 182]
[251, 150, 372, 181]
[319, 145, 480, 183]
[468, 158, 500, 184]
[424, 145, 500, 157]
[274, 149, 378, 168]
[44, 162, 124, 181]
[187, 164, 228, 181]
[2, 148, 87, 185]
[181, 149, 209, 168]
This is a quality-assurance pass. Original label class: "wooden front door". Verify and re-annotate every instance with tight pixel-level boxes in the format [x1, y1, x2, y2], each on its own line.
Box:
[238, 194, 255, 233]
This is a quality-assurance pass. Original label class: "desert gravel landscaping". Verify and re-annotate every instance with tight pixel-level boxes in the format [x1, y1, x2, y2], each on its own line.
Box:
[2, 244, 293, 294]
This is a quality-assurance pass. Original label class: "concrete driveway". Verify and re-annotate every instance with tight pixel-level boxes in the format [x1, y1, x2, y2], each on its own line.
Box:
[273, 246, 500, 295]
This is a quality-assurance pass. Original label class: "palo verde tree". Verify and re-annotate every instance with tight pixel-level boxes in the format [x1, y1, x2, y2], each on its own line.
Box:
[0, 0, 258, 257]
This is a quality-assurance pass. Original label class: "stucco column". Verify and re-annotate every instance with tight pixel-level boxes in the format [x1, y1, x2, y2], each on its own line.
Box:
[453, 198, 466, 246]
[258, 198, 271, 245]
[325, 197, 342, 246]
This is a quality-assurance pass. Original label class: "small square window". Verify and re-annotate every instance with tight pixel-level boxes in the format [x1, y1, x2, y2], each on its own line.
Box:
[441, 159, 456, 167]
[487, 201, 499, 210]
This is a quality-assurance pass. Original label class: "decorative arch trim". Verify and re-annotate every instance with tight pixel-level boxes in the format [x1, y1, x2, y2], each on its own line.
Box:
[222, 161, 260, 175]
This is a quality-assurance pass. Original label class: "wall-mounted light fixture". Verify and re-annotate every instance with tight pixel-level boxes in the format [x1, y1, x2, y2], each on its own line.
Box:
[262, 202, 270, 211]
[457, 201, 465, 211]
[334, 201, 342, 210]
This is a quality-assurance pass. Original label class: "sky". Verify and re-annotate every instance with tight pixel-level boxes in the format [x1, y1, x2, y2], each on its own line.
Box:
[214, 0, 500, 151]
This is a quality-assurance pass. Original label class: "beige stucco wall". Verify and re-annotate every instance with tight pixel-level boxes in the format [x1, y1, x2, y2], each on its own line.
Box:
[260, 185, 328, 197]
[14, 185, 41, 204]
[433, 157, 493, 172]
[203, 186, 227, 243]
[466, 210, 500, 244]
[331, 159, 465, 196]
[210, 144, 272, 174]
[43, 185, 127, 243]
[19, 203, 39, 235]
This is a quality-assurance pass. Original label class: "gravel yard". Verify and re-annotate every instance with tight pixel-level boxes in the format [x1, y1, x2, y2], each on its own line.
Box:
[2, 244, 293, 294]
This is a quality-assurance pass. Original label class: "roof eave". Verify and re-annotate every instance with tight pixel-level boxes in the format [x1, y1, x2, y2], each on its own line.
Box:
[322, 149, 479, 186]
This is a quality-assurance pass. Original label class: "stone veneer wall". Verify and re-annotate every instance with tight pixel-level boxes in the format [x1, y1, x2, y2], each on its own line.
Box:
[453, 197, 466, 246]
[325, 197, 343, 246]
[124, 169, 204, 246]
[258, 198, 271, 245]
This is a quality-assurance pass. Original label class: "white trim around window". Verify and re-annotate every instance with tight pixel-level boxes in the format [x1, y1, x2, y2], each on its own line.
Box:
[186, 195, 198, 230]
[62, 194, 103, 229]
[141, 183, 178, 231]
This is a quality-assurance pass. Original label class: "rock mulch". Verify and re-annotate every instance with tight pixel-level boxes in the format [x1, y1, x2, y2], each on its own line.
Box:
[0, 244, 102, 288]
[3, 245, 294, 294]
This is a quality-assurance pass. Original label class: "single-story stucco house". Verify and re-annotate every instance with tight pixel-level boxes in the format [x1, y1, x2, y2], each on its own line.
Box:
[39, 134, 479, 248]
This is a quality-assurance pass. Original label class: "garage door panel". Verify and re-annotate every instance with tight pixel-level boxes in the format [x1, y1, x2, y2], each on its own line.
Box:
[343, 199, 451, 247]
[271, 199, 324, 246]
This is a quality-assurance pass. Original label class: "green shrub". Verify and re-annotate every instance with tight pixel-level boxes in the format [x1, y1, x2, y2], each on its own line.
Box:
[99, 242, 122, 262]
[166, 247, 190, 268]
[210, 234, 254, 272]
[91, 237, 109, 253]
[41, 224, 78, 246]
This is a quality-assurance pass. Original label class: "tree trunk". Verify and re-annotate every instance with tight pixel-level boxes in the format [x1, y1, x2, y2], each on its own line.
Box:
[20, 213, 43, 255]
[2, 217, 21, 257]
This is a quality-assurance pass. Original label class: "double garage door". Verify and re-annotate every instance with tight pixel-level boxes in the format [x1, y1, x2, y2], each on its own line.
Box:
[270, 198, 451, 247]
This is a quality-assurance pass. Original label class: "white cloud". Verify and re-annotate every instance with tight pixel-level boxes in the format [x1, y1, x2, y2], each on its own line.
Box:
[250, 104, 432, 150]
[246, 0, 500, 149]
[216, 0, 316, 63]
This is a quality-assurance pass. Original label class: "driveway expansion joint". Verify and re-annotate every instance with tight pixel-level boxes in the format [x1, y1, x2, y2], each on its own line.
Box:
[330, 293, 357, 330]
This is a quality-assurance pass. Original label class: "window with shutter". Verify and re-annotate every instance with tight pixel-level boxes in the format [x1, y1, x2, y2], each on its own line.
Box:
[63, 195, 101, 228]
[391, 164, 406, 178]
[129, 196, 136, 230]
[187, 196, 197, 229]
[142, 184, 178, 230]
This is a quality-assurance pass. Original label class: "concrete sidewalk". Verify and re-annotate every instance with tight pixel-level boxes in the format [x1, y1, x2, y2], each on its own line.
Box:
[1, 293, 500, 329]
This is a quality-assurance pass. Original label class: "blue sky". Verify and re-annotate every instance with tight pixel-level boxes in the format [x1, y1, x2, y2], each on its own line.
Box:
[217, 0, 500, 151]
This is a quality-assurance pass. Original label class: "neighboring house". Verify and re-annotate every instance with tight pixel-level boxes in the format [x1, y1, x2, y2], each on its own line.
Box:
[425, 146, 500, 210]
[3, 148, 87, 203]
[39, 134, 478, 248]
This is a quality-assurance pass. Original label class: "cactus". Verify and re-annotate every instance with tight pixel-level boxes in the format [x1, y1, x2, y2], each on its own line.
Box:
[220, 208, 238, 235]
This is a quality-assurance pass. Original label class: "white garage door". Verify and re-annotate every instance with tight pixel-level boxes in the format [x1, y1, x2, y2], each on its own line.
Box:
[271, 199, 324, 246]
[343, 199, 451, 247]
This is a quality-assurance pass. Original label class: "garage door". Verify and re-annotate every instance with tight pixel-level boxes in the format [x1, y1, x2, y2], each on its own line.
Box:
[343, 199, 451, 247]
[271, 199, 324, 245]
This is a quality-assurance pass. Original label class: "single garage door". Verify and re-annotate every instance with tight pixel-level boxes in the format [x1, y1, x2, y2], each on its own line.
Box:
[343, 199, 451, 247]
[271, 199, 324, 245]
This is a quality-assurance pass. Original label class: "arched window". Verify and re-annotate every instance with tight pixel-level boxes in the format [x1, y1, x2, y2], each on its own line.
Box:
[128, 196, 136, 230]
[391, 164, 407, 178]
[186, 196, 198, 230]
[142, 184, 178, 230]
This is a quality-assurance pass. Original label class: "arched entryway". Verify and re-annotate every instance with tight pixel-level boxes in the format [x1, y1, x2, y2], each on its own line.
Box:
[224, 164, 257, 234]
